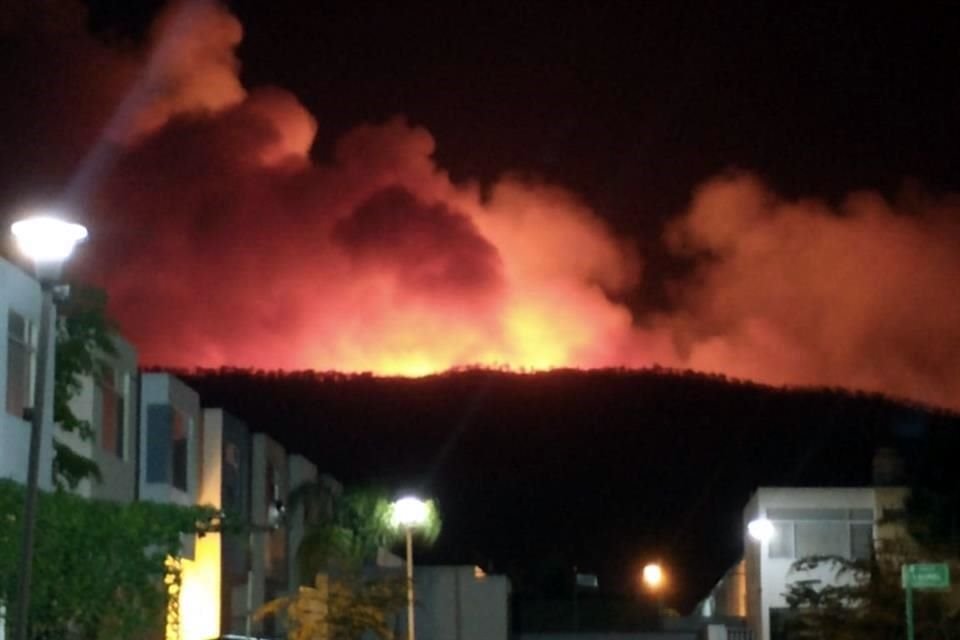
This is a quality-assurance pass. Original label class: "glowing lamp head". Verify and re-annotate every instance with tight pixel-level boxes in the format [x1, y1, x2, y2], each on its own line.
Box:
[11, 214, 87, 263]
[748, 517, 776, 543]
[642, 562, 664, 590]
[391, 496, 428, 529]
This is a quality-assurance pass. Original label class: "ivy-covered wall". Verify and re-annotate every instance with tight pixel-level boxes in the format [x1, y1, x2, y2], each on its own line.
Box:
[0, 480, 212, 640]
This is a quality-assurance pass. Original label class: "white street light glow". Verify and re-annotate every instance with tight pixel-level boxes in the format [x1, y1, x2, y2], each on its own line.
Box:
[11, 214, 88, 264]
[748, 517, 776, 543]
[391, 496, 428, 528]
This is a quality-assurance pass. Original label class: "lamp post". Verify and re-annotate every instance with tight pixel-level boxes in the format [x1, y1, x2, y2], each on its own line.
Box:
[391, 496, 428, 640]
[9, 213, 88, 640]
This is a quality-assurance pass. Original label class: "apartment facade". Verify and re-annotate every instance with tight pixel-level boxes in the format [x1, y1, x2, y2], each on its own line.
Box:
[0, 256, 324, 640]
[698, 486, 909, 640]
[60, 335, 139, 501]
[0, 257, 55, 491]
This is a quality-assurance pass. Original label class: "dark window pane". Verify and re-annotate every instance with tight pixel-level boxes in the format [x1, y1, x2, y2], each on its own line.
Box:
[172, 411, 188, 491]
[851, 523, 873, 560]
[6, 311, 31, 418]
[101, 384, 118, 455]
[115, 395, 125, 458]
[796, 521, 847, 557]
[6, 338, 28, 417]
[767, 508, 848, 520]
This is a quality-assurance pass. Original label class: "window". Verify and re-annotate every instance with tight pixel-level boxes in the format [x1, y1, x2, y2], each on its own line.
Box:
[100, 367, 129, 459]
[770, 521, 795, 558]
[796, 521, 848, 557]
[5, 310, 34, 418]
[850, 523, 873, 560]
[172, 410, 189, 491]
[767, 508, 874, 560]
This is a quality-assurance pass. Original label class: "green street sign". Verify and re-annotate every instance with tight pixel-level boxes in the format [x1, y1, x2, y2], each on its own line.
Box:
[902, 563, 951, 590]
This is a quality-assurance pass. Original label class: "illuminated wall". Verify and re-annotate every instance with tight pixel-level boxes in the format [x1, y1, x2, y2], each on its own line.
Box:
[176, 408, 229, 640]
[180, 535, 221, 640]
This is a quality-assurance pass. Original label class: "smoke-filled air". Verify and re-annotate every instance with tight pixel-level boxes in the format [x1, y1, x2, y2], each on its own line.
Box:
[5, 1, 960, 411]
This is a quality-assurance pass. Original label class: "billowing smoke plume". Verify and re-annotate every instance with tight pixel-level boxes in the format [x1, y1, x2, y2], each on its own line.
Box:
[5, 1, 960, 410]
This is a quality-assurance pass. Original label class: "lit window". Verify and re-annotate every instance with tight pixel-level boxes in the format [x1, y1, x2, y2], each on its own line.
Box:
[5, 310, 34, 419]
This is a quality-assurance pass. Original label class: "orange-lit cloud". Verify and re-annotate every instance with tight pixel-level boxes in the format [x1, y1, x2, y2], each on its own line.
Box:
[659, 173, 960, 409]
[5, 1, 960, 411]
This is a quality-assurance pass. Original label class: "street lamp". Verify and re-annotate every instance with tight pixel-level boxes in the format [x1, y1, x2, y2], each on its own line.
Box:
[642, 562, 666, 620]
[747, 517, 775, 544]
[391, 496, 428, 640]
[9, 212, 88, 640]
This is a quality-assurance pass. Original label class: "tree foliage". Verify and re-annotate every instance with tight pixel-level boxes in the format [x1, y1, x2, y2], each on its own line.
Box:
[784, 544, 960, 640]
[0, 479, 213, 639]
[53, 286, 117, 490]
[258, 573, 407, 640]
[291, 485, 440, 584]
[263, 484, 441, 640]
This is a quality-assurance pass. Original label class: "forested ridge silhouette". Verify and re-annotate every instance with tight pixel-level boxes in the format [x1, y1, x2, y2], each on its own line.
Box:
[162, 366, 959, 609]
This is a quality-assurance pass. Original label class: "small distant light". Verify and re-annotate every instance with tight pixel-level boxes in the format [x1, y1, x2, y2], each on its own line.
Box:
[748, 518, 776, 543]
[642, 562, 664, 589]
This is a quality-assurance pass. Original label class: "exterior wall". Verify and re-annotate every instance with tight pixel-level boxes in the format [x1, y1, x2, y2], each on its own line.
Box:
[416, 565, 511, 640]
[696, 560, 746, 619]
[741, 487, 908, 640]
[139, 373, 201, 506]
[0, 258, 55, 491]
[203, 408, 253, 636]
[60, 335, 139, 501]
[286, 453, 318, 588]
[248, 432, 289, 636]
[179, 408, 227, 640]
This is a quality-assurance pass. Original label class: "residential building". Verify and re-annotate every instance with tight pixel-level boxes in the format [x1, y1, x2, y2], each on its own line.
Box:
[139, 372, 203, 506]
[60, 335, 139, 501]
[0, 257, 55, 490]
[248, 432, 291, 637]
[698, 486, 909, 640]
[286, 454, 325, 589]
[200, 407, 253, 637]
[0, 266, 330, 640]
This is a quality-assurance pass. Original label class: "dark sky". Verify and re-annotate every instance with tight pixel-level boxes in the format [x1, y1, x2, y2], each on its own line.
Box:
[85, 1, 960, 227]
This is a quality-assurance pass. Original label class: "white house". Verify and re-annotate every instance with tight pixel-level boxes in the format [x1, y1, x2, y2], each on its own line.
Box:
[0, 257, 55, 491]
[60, 334, 139, 501]
[139, 372, 203, 506]
[698, 486, 908, 640]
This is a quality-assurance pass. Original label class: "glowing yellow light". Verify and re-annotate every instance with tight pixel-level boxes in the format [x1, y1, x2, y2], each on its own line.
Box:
[377, 354, 440, 377]
[642, 562, 664, 590]
[505, 306, 570, 370]
[179, 534, 221, 640]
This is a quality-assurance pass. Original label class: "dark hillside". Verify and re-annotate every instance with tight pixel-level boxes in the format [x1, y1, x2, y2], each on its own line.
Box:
[174, 367, 960, 610]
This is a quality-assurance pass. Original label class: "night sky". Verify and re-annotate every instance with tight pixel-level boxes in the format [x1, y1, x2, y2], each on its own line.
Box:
[0, 1, 957, 409]
[2, 0, 960, 622]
